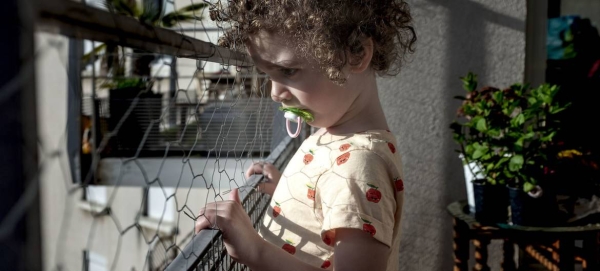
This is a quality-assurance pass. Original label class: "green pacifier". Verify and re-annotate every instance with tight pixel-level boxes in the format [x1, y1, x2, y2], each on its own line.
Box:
[279, 107, 314, 138]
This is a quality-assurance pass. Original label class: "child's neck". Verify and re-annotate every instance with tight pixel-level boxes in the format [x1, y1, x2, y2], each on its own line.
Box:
[318, 75, 389, 136]
[322, 105, 388, 136]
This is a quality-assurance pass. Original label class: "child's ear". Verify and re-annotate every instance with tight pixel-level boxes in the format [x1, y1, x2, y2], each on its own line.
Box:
[349, 38, 374, 74]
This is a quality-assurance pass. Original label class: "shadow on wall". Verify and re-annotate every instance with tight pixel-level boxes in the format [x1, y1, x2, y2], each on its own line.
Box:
[388, 0, 525, 270]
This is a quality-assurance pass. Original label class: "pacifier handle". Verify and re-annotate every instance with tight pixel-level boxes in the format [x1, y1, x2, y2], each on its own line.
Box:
[286, 116, 302, 138]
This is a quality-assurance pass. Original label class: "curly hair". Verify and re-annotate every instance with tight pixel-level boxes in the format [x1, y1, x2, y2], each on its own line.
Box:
[211, 0, 417, 85]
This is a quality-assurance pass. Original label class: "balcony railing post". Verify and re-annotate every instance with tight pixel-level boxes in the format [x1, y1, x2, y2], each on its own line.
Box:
[0, 0, 42, 270]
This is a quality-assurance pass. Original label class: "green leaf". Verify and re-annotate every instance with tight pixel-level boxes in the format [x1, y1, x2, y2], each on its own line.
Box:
[161, 3, 208, 27]
[523, 132, 535, 139]
[509, 155, 524, 172]
[475, 118, 487, 132]
[514, 137, 524, 152]
[106, 0, 140, 17]
[453, 95, 466, 100]
[465, 144, 475, 156]
[528, 97, 537, 105]
[140, 0, 164, 24]
[460, 72, 478, 92]
[472, 147, 487, 159]
[523, 182, 535, 193]
[510, 113, 525, 127]
[541, 131, 556, 142]
[179, 3, 209, 12]
[549, 106, 567, 114]
[493, 91, 504, 103]
[81, 43, 107, 65]
[487, 129, 501, 137]
[161, 13, 197, 27]
[471, 142, 489, 159]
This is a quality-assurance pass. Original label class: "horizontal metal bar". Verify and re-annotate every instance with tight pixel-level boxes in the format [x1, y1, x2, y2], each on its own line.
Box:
[36, 0, 253, 66]
[80, 74, 270, 79]
[168, 27, 230, 32]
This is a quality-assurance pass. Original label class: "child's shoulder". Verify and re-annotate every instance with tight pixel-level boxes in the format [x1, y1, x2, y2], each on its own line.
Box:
[307, 129, 398, 152]
[304, 129, 401, 168]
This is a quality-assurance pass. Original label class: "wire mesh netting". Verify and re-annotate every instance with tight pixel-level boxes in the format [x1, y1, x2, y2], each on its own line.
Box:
[0, 0, 304, 270]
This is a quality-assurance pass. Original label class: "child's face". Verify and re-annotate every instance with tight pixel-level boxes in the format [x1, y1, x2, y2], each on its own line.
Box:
[246, 31, 361, 129]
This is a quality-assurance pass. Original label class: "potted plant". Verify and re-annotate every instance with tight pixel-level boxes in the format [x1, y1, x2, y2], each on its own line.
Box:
[452, 72, 571, 226]
[450, 72, 510, 225]
[501, 82, 570, 226]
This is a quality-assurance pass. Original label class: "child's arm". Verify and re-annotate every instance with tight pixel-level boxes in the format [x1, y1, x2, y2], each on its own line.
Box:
[250, 228, 389, 271]
[195, 189, 389, 271]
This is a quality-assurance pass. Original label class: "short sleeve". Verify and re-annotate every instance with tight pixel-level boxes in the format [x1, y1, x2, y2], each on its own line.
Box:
[317, 148, 397, 248]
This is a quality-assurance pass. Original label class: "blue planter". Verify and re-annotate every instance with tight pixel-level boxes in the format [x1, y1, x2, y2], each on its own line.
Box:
[508, 185, 559, 227]
[473, 182, 509, 225]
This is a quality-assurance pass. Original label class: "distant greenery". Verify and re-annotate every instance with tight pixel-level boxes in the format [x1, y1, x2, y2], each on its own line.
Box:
[83, 0, 208, 88]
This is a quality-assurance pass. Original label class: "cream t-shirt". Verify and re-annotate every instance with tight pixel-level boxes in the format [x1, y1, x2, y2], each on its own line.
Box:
[259, 130, 405, 270]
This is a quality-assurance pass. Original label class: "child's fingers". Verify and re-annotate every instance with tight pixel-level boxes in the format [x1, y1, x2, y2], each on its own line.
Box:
[195, 205, 220, 233]
[244, 162, 264, 178]
[194, 210, 213, 233]
[230, 188, 241, 204]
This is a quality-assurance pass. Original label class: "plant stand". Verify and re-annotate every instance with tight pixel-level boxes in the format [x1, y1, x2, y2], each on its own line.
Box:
[448, 200, 600, 271]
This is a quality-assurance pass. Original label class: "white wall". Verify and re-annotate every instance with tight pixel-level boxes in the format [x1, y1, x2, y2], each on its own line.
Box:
[379, 0, 526, 269]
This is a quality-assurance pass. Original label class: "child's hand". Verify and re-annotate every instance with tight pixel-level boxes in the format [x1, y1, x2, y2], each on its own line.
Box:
[245, 162, 281, 196]
[194, 188, 265, 265]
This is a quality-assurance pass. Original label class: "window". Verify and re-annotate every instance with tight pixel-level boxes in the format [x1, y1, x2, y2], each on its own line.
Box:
[85, 185, 108, 206]
[84, 250, 107, 271]
[147, 187, 175, 223]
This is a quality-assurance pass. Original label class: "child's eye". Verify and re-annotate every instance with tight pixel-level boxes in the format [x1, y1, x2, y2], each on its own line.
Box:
[280, 68, 298, 77]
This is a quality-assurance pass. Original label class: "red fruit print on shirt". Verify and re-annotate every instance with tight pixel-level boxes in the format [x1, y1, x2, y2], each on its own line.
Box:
[336, 152, 350, 165]
[322, 231, 335, 246]
[361, 218, 376, 236]
[321, 260, 331, 269]
[388, 142, 396, 153]
[282, 240, 296, 255]
[273, 201, 281, 218]
[366, 184, 382, 203]
[306, 184, 316, 200]
[303, 153, 314, 165]
[394, 178, 404, 192]
[339, 143, 351, 152]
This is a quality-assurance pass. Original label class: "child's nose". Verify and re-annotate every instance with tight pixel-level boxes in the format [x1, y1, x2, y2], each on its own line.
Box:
[270, 81, 292, 103]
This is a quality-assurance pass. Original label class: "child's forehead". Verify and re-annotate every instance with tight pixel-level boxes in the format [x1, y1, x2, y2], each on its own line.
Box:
[247, 31, 302, 64]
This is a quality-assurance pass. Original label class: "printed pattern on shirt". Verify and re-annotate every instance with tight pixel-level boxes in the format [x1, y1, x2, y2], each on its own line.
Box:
[258, 130, 404, 270]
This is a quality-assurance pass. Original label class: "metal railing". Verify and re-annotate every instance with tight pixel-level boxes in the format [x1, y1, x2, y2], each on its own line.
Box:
[1, 1, 307, 270]
[165, 135, 300, 271]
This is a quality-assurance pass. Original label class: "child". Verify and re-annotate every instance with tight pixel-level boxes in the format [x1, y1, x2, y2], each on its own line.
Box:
[195, 1, 416, 270]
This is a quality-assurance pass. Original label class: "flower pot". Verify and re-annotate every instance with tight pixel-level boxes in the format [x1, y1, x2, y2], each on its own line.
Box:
[460, 155, 485, 214]
[473, 182, 509, 224]
[508, 185, 559, 227]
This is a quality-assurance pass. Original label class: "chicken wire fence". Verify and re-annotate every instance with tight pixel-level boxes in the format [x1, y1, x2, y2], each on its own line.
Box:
[0, 0, 307, 270]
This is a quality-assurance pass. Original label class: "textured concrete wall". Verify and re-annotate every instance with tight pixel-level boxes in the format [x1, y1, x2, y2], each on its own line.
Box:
[377, 0, 526, 270]
[562, 0, 600, 27]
